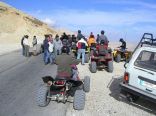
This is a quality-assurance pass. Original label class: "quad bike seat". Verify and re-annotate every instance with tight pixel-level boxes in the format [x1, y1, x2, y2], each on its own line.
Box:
[97, 44, 108, 56]
[56, 73, 72, 80]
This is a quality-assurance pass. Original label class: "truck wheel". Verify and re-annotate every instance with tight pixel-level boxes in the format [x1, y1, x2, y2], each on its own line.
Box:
[90, 61, 97, 73]
[36, 86, 51, 107]
[83, 76, 90, 92]
[73, 90, 85, 110]
[115, 54, 121, 63]
[108, 61, 113, 73]
[85, 54, 89, 63]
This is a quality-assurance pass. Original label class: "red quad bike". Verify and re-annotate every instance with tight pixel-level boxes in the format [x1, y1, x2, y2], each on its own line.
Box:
[36, 67, 90, 110]
[90, 42, 113, 73]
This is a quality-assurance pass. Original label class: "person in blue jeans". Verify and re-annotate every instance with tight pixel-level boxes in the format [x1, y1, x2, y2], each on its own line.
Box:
[43, 35, 50, 65]
[76, 38, 88, 65]
[48, 39, 55, 64]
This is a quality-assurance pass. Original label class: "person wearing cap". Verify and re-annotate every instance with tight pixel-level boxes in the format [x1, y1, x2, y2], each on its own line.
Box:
[98, 30, 109, 44]
[23, 35, 30, 57]
[119, 38, 126, 52]
[76, 37, 88, 65]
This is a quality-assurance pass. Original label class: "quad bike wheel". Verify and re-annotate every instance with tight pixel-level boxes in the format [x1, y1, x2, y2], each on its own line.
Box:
[115, 54, 121, 63]
[108, 61, 113, 73]
[73, 90, 85, 110]
[85, 54, 89, 63]
[83, 76, 90, 92]
[90, 61, 97, 73]
[36, 86, 51, 107]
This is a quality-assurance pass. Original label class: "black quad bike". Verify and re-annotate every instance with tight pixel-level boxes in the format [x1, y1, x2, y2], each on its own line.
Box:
[36, 75, 90, 110]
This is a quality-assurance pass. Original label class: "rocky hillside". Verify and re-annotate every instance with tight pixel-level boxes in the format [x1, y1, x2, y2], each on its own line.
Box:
[0, 2, 72, 54]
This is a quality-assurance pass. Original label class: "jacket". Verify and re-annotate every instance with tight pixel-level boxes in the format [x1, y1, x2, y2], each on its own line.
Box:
[54, 39, 62, 50]
[55, 54, 80, 77]
[87, 37, 96, 47]
[76, 38, 88, 49]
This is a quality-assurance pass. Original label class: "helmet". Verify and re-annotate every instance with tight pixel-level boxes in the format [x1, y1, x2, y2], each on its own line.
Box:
[78, 30, 81, 33]
[119, 38, 123, 42]
[101, 30, 105, 34]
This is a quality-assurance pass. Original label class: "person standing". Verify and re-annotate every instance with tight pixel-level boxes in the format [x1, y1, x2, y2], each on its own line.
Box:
[76, 38, 88, 65]
[96, 34, 100, 43]
[21, 35, 25, 56]
[23, 35, 30, 57]
[32, 36, 37, 55]
[54, 34, 62, 56]
[87, 34, 96, 47]
[43, 35, 49, 65]
[48, 39, 55, 64]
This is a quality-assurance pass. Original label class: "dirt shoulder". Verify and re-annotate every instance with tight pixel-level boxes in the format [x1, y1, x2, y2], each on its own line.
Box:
[66, 62, 156, 116]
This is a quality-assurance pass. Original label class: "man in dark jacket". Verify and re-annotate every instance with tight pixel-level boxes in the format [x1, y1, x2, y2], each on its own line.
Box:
[119, 38, 126, 52]
[21, 35, 25, 56]
[55, 47, 80, 80]
[43, 35, 49, 64]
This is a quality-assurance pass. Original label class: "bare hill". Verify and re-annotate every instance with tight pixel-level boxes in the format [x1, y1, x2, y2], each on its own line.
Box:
[0, 2, 72, 54]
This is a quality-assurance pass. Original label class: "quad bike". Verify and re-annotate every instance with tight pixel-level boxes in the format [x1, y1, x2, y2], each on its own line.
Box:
[113, 47, 132, 63]
[71, 43, 90, 63]
[36, 70, 90, 110]
[90, 43, 113, 73]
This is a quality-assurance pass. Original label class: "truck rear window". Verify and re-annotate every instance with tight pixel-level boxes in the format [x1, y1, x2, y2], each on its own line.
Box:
[134, 51, 156, 72]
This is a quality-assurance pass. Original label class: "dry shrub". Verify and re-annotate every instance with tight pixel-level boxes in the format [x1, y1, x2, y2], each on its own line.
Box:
[24, 16, 43, 26]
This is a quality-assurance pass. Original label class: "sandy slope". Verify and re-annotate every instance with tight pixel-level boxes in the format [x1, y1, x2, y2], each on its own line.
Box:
[0, 2, 73, 55]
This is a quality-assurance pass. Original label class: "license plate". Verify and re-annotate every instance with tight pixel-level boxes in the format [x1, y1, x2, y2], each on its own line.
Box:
[140, 80, 156, 89]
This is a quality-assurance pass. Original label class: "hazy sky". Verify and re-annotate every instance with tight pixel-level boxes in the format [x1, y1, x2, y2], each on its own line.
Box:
[3, 0, 156, 42]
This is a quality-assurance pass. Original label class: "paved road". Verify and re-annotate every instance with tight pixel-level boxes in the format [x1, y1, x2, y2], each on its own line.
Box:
[0, 51, 69, 116]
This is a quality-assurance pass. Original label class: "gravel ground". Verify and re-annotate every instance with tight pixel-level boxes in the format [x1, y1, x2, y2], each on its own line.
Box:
[66, 62, 156, 116]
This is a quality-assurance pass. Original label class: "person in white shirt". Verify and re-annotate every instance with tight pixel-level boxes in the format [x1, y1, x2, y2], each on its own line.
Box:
[76, 38, 88, 65]
[48, 39, 55, 64]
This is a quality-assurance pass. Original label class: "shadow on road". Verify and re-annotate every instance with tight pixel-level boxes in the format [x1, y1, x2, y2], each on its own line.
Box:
[108, 75, 156, 115]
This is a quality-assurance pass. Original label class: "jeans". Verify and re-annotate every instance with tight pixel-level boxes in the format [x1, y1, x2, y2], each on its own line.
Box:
[22, 45, 25, 56]
[24, 45, 30, 57]
[71, 69, 78, 81]
[77, 49, 85, 64]
[44, 50, 49, 64]
[49, 52, 55, 64]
